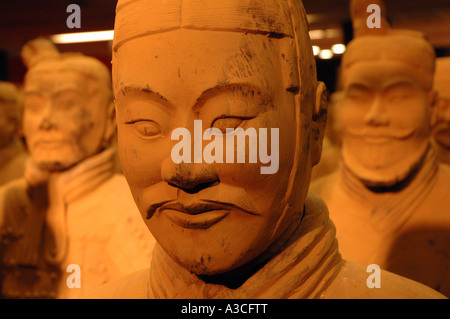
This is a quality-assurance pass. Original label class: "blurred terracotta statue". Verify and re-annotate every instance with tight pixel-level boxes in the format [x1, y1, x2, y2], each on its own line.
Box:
[0, 38, 155, 299]
[432, 57, 450, 164]
[89, 0, 444, 299]
[0, 82, 28, 186]
[312, 0, 450, 297]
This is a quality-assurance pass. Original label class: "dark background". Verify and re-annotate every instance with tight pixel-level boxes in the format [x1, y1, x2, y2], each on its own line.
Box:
[1, 0, 449, 93]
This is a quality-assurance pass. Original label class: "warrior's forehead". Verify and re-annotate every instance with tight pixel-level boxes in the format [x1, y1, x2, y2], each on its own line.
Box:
[113, 0, 299, 51]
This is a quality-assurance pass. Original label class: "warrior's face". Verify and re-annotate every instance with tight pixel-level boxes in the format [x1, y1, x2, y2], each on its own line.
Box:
[339, 59, 434, 187]
[24, 64, 111, 171]
[115, 29, 305, 275]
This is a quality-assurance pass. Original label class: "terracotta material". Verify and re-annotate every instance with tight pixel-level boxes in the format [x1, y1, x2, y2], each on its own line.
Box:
[90, 0, 444, 299]
[0, 38, 155, 299]
[311, 92, 342, 180]
[312, 0, 450, 297]
[432, 57, 450, 164]
[0, 82, 28, 186]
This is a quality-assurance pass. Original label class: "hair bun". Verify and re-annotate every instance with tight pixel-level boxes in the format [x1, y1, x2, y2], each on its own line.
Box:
[20, 37, 60, 69]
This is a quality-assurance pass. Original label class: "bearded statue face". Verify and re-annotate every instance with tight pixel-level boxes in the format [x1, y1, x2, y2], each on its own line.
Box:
[339, 59, 435, 187]
[337, 28, 436, 188]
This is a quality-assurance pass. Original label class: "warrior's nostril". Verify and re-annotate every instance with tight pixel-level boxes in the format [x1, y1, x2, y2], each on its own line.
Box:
[168, 180, 219, 194]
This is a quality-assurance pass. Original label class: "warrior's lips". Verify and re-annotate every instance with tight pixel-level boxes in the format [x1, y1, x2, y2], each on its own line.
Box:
[155, 201, 249, 229]
[163, 209, 229, 229]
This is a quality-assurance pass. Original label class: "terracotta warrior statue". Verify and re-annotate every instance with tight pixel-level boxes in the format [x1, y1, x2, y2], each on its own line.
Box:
[311, 0, 450, 297]
[0, 38, 155, 299]
[0, 82, 28, 186]
[432, 57, 450, 164]
[90, 0, 444, 299]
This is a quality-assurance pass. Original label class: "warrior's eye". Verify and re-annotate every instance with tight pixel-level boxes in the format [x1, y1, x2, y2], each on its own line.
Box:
[130, 120, 162, 139]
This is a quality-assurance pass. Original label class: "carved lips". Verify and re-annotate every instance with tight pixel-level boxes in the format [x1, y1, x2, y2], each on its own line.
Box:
[160, 202, 229, 229]
[151, 199, 259, 230]
[347, 127, 415, 144]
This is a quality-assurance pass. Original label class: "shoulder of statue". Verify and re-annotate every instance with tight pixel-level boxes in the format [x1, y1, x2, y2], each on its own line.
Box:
[322, 260, 446, 299]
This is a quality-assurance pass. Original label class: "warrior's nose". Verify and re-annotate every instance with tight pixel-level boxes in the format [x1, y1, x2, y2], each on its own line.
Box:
[161, 157, 219, 194]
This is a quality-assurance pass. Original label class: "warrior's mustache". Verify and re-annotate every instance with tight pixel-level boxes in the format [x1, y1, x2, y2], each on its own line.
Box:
[143, 182, 260, 219]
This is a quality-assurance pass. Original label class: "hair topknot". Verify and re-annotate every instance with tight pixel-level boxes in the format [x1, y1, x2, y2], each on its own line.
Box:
[20, 37, 60, 70]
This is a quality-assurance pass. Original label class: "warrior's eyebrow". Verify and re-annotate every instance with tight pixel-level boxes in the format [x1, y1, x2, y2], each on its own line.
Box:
[118, 85, 175, 110]
[346, 81, 372, 91]
[381, 78, 415, 91]
[192, 83, 272, 112]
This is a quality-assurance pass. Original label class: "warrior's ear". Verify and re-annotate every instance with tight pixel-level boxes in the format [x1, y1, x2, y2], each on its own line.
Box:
[102, 101, 117, 148]
[310, 82, 328, 167]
